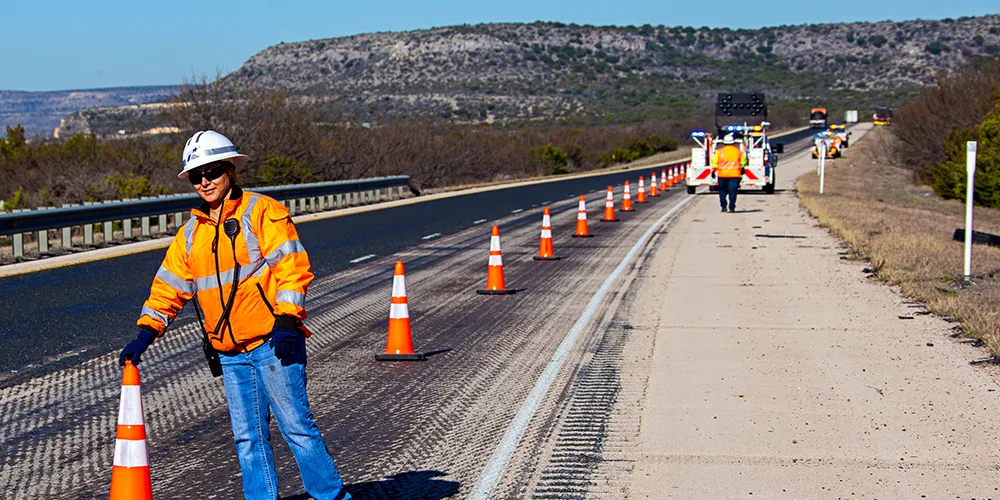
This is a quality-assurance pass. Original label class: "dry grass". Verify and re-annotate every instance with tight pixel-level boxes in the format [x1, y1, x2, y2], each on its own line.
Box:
[798, 127, 1000, 354]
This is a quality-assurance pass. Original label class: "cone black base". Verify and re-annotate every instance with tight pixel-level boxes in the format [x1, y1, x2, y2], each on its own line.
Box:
[621, 208, 634, 212]
[601, 218, 619, 222]
[477, 288, 523, 295]
[375, 353, 427, 361]
[533, 255, 562, 260]
[571, 234, 594, 238]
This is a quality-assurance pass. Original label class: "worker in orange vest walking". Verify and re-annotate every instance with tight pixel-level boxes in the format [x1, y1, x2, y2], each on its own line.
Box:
[713, 133, 747, 213]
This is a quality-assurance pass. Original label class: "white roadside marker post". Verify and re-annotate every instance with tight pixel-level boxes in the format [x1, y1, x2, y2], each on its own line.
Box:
[964, 141, 977, 281]
[819, 142, 827, 194]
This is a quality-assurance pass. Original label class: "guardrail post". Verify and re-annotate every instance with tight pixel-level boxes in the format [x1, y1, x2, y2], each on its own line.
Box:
[38, 229, 49, 254]
[61, 204, 73, 248]
[13, 233, 23, 258]
[141, 216, 151, 237]
[174, 212, 182, 229]
[158, 214, 167, 234]
[104, 221, 113, 244]
[398, 186, 405, 199]
[84, 223, 94, 245]
[123, 218, 132, 240]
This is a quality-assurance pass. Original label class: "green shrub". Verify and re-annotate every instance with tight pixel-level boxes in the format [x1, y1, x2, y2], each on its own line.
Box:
[925, 41, 951, 55]
[935, 104, 1000, 207]
[256, 153, 318, 185]
[530, 144, 569, 174]
[102, 173, 168, 199]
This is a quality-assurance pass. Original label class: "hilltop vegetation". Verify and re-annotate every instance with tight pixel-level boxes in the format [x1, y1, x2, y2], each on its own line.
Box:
[225, 17, 1000, 123]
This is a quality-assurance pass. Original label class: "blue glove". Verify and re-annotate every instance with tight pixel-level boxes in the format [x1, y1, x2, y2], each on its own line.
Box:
[120, 328, 156, 366]
[270, 317, 306, 365]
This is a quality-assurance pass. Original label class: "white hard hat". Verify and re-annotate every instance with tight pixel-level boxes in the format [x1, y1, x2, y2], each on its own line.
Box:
[178, 130, 249, 179]
[722, 133, 736, 145]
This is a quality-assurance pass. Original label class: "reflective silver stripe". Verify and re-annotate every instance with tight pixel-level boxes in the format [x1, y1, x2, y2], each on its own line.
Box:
[264, 240, 306, 267]
[113, 439, 149, 467]
[242, 195, 261, 264]
[194, 261, 263, 291]
[276, 289, 306, 308]
[183, 217, 197, 257]
[140, 305, 170, 327]
[117, 386, 143, 425]
[155, 266, 194, 295]
[205, 145, 237, 155]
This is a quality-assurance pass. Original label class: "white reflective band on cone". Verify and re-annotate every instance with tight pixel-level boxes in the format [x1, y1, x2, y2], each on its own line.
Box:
[606, 201, 613, 207]
[392, 275, 407, 298]
[577, 212, 586, 220]
[578, 201, 586, 210]
[489, 255, 503, 266]
[490, 236, 501, 251]
[389, 303, 409, 319]
[117, 386, 144, 425]
[541, 229, 552, 238]
[542, 215, 551, 226]
[113, 439, 149, 467]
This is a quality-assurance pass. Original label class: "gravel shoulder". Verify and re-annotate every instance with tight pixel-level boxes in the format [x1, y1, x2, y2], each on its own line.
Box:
[541, 124, 1000, 498]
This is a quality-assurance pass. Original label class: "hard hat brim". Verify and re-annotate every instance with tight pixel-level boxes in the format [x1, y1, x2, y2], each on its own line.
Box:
[178, 153, 249, 178]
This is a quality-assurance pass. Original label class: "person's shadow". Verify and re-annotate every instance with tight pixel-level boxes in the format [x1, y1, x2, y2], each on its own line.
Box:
[281, 470, 460, 500]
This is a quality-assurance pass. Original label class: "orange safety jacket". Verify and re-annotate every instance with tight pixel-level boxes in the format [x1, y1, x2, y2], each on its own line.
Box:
[137, 186, 313, 353]
[713, 145, 746, 178]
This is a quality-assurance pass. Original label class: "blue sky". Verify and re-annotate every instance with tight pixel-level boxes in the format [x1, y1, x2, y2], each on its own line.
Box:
[2, 0, 997, 91]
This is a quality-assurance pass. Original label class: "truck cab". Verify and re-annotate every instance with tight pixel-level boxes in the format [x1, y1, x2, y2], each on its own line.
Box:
[810, 108, 828, 129]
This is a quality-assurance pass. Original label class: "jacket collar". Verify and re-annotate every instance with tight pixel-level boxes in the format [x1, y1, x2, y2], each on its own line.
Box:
[191, 185, 244, 222]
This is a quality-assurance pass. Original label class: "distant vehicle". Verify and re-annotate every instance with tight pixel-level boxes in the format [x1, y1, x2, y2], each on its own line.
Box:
[811, 131, 841, 159]
[830, 124, 851, 148]
[809, 108, 828, 129]
[687, 91, 783, 195]
[874, 107, 893, 126]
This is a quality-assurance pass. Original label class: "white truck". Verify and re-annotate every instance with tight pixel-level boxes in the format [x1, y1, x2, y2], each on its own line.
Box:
[685, 122, 782, 194]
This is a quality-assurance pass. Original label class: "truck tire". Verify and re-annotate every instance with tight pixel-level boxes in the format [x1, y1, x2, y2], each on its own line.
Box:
[687, 185, 696, 194]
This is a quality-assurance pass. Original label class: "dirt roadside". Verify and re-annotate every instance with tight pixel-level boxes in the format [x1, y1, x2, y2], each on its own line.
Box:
[591, 123, 1000, 498]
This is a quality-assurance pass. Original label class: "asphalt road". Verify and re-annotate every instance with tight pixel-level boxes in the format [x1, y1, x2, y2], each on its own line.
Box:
[0, 129, 817, 499]
[0, 128, 813, 386]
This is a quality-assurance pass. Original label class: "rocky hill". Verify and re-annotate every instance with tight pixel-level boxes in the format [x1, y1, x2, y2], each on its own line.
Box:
[13, 16, 1000, 137]
[220, 16, 1000, 122]
[0, 86, 178, 138]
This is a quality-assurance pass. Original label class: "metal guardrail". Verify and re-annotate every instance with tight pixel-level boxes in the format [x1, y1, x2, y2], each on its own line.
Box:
[0, 175, 412, 260]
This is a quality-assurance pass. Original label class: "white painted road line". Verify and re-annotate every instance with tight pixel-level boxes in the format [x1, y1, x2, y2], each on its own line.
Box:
[511, 209, 524, 214]
[473, 219, 488, 224]
[421, 233, 441, 240]
[470, 193, 697, 499]
[348, 254, 376, 264]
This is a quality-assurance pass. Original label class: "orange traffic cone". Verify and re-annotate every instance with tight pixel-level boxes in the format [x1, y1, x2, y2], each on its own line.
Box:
[680, 163, 687, 182]
[673, 165, 680, 185]
[660, 169, 668, 191]
[649, 172, 659, 197]
[376, 261, 426, 361]
[670, 167, 677, 187]
[601, 186, 618, 222]
[109, 360, 152, 500]
[478, 225, 522, 294]
[621, 181, 634, 212]
[636, 177, 648, 203]
[572, 195, 593, 238]
[534, 207, 562, 260]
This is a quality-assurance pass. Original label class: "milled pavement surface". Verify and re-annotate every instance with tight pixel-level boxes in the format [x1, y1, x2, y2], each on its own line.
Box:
[595, 123, 1000, 498]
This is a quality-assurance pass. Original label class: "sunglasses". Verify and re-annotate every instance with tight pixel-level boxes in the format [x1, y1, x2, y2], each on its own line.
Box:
[189, 162, 229, 185]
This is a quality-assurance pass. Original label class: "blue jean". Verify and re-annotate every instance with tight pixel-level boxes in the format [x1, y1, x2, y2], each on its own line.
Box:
[220, 344, 350, 500]
[718, 176, 740, 211]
